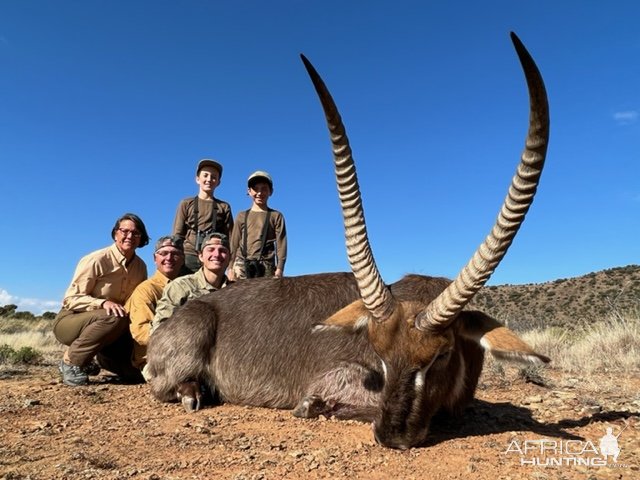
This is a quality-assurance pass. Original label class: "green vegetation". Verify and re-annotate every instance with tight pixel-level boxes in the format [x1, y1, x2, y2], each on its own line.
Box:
[469, 264, 640, 332]
[0, 344, 43, 364]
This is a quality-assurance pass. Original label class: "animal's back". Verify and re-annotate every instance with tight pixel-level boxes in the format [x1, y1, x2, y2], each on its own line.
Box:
[211, 272, 378, 407]
[149, 272, 378, 408]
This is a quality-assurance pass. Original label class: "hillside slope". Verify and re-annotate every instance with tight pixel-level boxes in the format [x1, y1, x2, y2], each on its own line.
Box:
[469, 264, 640, 331]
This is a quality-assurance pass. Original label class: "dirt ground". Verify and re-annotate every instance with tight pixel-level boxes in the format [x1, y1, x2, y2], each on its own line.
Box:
[0, 365, 638, 480]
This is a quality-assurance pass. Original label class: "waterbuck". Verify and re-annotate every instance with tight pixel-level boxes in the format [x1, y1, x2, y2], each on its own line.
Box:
[146, 32, 550, 450]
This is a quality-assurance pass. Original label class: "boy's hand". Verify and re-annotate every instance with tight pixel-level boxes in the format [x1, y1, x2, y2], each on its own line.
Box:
[274, 268, 283, 278]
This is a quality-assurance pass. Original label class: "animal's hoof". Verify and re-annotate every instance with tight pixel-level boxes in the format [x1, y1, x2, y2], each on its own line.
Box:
[176, 381, 203, 413]
[181, 395, 201, 413]
[293, 395, 328, 418]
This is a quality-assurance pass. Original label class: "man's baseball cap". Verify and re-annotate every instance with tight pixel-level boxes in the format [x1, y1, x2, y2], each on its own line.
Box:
[247, 170, 273, 190]
[154, 235, 184, 253]
[197, 159, 223, 177]
[200, 232, 230, 251]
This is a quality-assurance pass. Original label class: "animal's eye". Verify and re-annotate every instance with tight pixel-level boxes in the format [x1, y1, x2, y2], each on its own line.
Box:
[434, 350, 451, 362]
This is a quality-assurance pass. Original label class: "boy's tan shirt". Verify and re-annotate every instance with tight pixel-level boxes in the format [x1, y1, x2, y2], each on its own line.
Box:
[172, 196, 234, 257]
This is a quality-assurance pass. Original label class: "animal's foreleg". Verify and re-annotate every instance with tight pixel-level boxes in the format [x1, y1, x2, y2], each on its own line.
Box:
[293, 395, 378, 422]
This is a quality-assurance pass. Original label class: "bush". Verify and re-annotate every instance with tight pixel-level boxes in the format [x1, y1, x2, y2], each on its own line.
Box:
[12, 346, 43, 364]
[0, 304, 18, 317]
[0, 344, 14, 363]
[0, 344, 43, 365]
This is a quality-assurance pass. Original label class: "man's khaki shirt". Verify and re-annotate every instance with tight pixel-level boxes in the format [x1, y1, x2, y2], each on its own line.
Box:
[150, 268, 230, 333]
[62, 244, 147, 312]
[125, 270, 172, 368]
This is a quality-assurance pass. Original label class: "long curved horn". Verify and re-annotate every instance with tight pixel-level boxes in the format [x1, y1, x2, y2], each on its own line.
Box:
[301, 54, 396, 322]
[417, 32, 550, 330]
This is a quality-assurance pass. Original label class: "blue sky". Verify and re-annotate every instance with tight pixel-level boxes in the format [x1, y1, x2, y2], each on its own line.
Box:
[1, 1, 638, 314]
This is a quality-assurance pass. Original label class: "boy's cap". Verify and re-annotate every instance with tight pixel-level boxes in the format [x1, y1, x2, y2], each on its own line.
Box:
[197, 159, 223, 177]
[199, 232, 230, 251]
[154, 235, 184, 253]
[248, 170, 273, 190]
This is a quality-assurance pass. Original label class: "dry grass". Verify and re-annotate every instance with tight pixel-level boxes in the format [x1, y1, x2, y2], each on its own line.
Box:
[522, 308, 640, 374]
[0, 317, 63, 365]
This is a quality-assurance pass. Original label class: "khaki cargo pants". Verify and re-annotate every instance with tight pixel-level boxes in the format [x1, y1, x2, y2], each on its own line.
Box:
[53, 308, 143, 382]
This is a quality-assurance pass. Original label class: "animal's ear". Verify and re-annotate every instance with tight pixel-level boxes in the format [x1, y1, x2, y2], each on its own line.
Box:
[459, 311, 550, 365]
[313, 300, 370, 332]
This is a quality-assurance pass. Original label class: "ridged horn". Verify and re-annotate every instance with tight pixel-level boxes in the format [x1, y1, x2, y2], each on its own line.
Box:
[301, 54, 396, 322]
[416, 32, 550, 330]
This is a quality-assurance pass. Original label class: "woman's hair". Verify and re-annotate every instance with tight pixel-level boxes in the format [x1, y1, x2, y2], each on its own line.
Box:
[111, 213, 150, 248]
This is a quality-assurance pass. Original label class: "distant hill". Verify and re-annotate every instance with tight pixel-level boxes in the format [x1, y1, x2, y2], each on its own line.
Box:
[469, 265, 640, 332]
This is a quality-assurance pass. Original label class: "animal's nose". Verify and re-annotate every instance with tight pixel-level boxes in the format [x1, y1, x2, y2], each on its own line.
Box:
[372, 422, 411, 450]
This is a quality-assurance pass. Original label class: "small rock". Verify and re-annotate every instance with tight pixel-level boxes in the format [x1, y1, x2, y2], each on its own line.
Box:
[581, 405, 602, 415]
[552, 390, 576, 400]
[523, 395, 543, 405]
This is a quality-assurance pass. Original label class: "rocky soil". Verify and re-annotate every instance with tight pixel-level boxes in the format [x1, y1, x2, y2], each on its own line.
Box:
[1, 366, 638, 480]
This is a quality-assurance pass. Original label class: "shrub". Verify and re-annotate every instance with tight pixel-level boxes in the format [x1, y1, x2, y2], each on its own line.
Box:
[0, 344, 14, 363]
[0, 305, 18, 317]
[517, 365, 548, 386]
[0, 344, 43, 365]
[12, 346, 43, 364]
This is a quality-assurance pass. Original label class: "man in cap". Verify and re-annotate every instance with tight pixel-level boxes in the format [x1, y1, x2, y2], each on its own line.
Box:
[172, 158, 234, 273]
[125, 235, 185, 372]
[229, 170, 287, 280]
[150, 232, 232, 333]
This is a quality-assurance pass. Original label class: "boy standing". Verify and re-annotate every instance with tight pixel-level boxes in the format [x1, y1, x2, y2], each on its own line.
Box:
[229, 171, 287, 279]
[173, 158, 233, 273]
